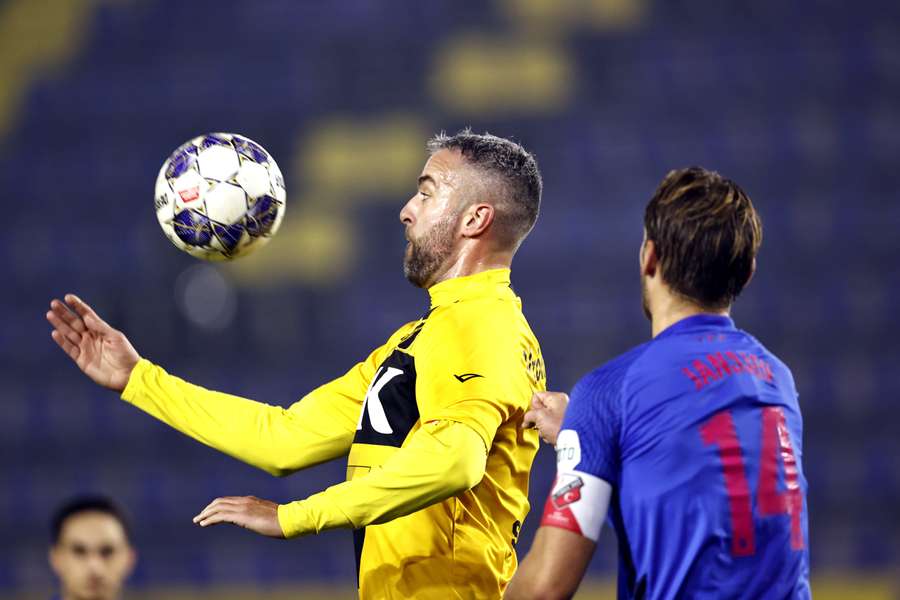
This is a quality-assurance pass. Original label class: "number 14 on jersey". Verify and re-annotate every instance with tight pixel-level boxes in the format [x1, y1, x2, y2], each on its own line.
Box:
[701, 406, 805, 557]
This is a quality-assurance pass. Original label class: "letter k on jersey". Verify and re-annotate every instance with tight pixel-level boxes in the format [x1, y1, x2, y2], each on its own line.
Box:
[358, 367, 404, 434]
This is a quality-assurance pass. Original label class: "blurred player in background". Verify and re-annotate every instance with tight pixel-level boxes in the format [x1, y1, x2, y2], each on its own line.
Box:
[46, 130, 546, 599]
[48, 496, 136, 600]
[507, 168, 810, 599]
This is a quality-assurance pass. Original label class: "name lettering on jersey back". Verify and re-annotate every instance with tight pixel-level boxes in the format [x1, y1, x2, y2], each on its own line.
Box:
[682, 351, 774, 390]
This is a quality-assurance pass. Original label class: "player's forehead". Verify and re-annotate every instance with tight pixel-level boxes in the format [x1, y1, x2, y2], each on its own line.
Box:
[419, 148, 466, 190]
[58, 512, 128, 547]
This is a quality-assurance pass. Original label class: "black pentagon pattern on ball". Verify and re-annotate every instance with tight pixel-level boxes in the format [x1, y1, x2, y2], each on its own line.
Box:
[173, 209, 213, 246]
[244, 195, 279, 237]
[199, 133, 232, 150]
[212, 222, 245, 253]
[232, 135, 269, 164]
[166, 144, 198, 179]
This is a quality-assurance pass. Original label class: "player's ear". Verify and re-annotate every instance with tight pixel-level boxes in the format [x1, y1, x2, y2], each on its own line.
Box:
[745, 257, 757, 287]
[461, 203, 493, 238]
[48, 546, 61, 576]
[640, 239, 659, 278]
[124, 547, 138, 577]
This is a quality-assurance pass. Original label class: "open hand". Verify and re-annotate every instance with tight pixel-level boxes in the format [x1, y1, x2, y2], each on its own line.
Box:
[524, 391, 569, 445]
[46, 294, 140, 392]
[193, 496, 285, 538]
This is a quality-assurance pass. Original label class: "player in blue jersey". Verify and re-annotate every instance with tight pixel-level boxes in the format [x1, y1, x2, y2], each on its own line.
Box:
[506, 167, 810, 599]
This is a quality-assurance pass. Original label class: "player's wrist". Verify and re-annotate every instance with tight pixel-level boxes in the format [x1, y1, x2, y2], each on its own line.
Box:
[119, 358, 151, 400]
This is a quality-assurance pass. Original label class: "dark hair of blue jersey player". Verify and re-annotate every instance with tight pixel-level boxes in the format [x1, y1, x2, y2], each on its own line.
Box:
[509, 167, 810, 599]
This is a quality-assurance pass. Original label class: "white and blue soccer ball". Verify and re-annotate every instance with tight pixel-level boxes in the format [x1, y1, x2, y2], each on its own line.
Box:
[154, 133, 286, 260]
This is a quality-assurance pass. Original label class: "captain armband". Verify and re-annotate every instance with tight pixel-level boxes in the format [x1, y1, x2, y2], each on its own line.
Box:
[539, 429, 610, 541]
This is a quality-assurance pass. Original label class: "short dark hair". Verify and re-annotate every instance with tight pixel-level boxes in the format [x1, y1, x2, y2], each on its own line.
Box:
[427, 129, 542, 247]
[644, 167, 762, 310]
[51, 495, 133, 545]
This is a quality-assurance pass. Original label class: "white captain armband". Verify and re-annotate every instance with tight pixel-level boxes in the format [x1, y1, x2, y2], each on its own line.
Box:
[539, 429, 612, 541]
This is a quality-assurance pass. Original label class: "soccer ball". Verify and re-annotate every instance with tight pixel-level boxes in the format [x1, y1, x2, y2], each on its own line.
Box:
[154, 133, 286, 260]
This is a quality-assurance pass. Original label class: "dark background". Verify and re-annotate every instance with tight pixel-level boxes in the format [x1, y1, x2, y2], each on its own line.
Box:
[2, 0, 898, 597]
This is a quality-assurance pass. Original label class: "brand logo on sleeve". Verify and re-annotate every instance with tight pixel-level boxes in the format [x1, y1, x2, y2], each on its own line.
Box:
[453, 373, 484, 383]
[555, 429, 582, 470]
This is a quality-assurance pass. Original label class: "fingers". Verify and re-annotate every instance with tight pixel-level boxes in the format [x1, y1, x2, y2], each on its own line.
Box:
[193, 496, 283, 538]
[49, 299, 87, 333]
[50, 329, 81, 362]
[530, 392, 547, 410]
[535, 391, 568, 407]
[64, 294, 113, 333]
[46, 309, 83, 346]
[195, 509, 239, 528]
[548, 392, 570, 409]
[523, 409, 538, 429]
[193, 496, 245, 526]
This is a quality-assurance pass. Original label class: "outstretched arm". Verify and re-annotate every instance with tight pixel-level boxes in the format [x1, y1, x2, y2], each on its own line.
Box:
[192, 419, 487, 536]
[47, 294, 374, 476]
[122, 359, 363, 475]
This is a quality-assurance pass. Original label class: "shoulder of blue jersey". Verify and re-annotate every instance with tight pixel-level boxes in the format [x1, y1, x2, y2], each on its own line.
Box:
[735, 328, 798, 394]
[573, 341, 653, 401]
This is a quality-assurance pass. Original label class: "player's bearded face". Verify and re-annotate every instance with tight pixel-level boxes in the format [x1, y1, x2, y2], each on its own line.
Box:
[404, 211, 458, 288]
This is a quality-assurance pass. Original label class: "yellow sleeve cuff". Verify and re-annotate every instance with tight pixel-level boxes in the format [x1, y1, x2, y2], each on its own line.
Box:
[277, 502, 307, 538]
[120, 357, 155, 404]
[278, 489, 354, 538]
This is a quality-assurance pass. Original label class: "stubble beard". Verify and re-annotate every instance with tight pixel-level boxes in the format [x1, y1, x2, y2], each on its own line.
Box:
[403, 214, 458, 288]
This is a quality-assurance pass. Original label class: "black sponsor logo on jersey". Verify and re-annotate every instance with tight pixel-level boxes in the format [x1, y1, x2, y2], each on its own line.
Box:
[523, 349, 546, 383]
[352, 309, 432, 581]
[354, 350, 419, 448]
[511, 520, 522, 547]
[454, 373, 484, 383]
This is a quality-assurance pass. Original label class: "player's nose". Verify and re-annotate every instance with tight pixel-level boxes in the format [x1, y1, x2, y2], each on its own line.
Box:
[399, 198, 414, 226]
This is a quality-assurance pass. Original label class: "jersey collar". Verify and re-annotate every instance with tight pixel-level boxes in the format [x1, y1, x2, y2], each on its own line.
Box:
[427, 268, 514, 307]
[657, 313, 736, 339]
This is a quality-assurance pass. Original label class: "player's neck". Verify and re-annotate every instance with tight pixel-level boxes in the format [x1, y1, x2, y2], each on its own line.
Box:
[650, 295, 729, 338]
[62, 592, 119, 600]
[427, 246, 513, 288]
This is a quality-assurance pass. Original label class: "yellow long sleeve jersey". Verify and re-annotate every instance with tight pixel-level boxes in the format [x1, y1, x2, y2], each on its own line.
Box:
[121, 268, 545, 599]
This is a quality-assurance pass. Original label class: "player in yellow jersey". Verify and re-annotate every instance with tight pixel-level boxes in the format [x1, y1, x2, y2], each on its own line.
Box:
[46, 130, 546, 599]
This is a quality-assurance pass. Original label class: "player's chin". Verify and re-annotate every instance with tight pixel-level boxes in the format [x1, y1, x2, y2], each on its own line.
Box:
[78, 580, 110, 600]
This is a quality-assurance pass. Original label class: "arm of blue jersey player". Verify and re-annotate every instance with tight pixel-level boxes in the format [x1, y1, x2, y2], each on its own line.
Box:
[507, 366, 625, 599]
[193, 419, 489, 537]
[504, 526, 600, 600]
[504, 476, 612, 600]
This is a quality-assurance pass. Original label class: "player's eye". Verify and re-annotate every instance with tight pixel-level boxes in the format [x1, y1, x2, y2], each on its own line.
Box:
[71, 544, 88, 557]
[99, 545, 115, 559]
